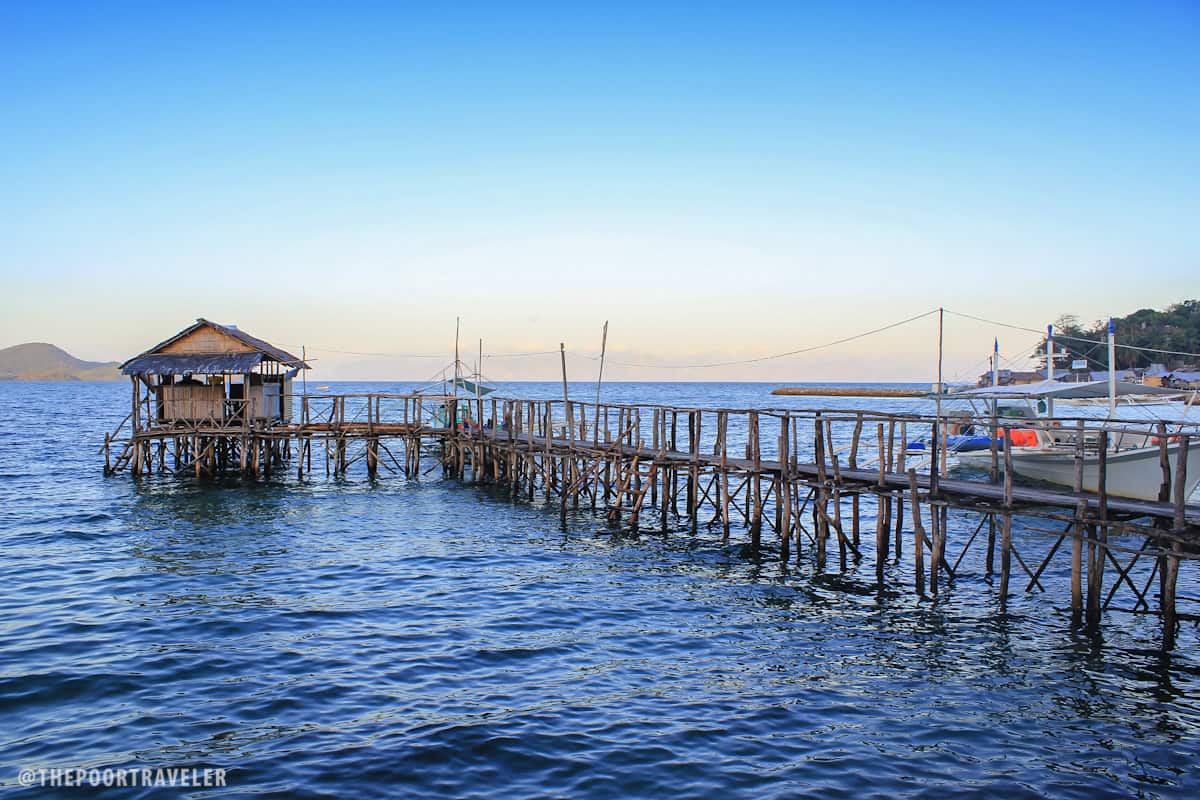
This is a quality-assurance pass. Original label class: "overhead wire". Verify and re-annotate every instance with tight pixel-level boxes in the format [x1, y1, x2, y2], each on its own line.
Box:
[292, 306, 1193, 379]
[482, 350, 560, 358]
[573, 308, 941, 369]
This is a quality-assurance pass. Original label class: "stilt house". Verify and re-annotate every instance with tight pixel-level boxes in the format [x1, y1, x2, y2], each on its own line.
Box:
[121, 319, 308, 429]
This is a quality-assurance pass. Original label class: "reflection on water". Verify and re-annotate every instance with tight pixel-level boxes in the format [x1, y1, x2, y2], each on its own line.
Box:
[0, 381, 1197, 798]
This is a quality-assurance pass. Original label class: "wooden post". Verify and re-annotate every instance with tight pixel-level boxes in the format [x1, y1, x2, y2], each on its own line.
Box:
[779, 416, 791, 564]
[1162, 537, 1182, 651]
[814, 418, 827, 568]
[1069, 424, 1085, 622]
[1000, 426, 1014, 606]
[1163, 436, 1189, 650]
[720, 412, 730, 543]
[908, 468, 925, 596]
[1172, 435, 1188, 532]
[1071, 500, 1086, 622]
[749, 411, 762, 553]
[690, 411, 701, 533]
[1157, 422, 1171, 503]
[988, 405, 999, 484]
[850, 414, 862, 549]
[880, 421, 892, 559]
[671, 411, 680, 516]
[1097, 430, 1109, 523]
[130, 378, 142, 477]
[824, 420, 846, 569]
[651, 408, 660, 509]
[1086, 431, 1109, 629]
[929, 417, 940, 497]
[875, 424, 886, 583]
[687, 412, 696, 523]
[894, 421, 906, 559]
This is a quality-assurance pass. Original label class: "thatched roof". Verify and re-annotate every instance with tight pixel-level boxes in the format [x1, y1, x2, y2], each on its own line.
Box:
[120, 319, 308, 376]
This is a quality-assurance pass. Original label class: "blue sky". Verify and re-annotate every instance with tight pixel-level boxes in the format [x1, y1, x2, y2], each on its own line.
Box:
[2, 1, 1197, 380]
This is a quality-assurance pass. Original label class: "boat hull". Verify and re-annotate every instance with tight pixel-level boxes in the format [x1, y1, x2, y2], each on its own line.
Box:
[958, 441, 1200, 502]
[907, 435, 995, 453]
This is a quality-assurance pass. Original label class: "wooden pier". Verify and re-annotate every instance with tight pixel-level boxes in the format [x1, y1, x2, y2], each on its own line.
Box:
[105, 386, 1200, 651]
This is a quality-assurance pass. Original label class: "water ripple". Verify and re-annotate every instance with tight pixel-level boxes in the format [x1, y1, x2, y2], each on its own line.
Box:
[0, 381, 1197, 798]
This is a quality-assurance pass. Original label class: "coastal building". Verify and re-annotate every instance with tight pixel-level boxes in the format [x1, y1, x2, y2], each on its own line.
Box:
[976, 369, 1061, 387]
[120, 319, 307, 426]
[1165, 370, 1200, 390]
[1086, 369, 1138, 383]
[1142, 364, 1170, 387]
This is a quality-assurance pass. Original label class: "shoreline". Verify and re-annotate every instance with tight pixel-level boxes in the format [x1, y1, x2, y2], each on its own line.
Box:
[771, 386, 927, 398]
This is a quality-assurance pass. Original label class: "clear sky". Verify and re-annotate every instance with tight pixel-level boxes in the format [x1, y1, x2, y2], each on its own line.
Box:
[2, 1, 1196, 382]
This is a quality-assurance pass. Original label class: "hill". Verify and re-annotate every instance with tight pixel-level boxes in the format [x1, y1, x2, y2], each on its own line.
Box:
[0, 343, 121, 381]
[1043, 300, 1200, 371]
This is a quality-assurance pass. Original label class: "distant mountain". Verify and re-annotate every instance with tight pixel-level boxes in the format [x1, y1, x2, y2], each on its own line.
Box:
[0, 342, 121, 381]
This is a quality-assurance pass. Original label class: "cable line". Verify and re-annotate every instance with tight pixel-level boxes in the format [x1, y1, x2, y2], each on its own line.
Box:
[578, 309, 940, 369]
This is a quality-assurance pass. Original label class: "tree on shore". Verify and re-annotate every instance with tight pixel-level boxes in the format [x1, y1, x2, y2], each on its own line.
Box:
[1037, 301, 1200, 371]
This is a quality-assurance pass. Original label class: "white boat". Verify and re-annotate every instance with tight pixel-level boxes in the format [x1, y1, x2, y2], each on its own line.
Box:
[958, 435, 1200, 501]
[949, 380, 1199, 502]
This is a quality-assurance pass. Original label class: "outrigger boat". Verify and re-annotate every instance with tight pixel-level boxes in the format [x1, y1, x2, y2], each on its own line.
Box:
[417, 358, 499, 430]
[946, 379, 1199, 502]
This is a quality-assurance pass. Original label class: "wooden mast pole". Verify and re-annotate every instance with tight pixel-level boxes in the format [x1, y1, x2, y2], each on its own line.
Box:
[935, 306, 944, 476]
[560, 342, 569, 404]
[596, 321, 608, 407]
[1046, 323, 1056, 419]
[1107, 318, 1117, 415]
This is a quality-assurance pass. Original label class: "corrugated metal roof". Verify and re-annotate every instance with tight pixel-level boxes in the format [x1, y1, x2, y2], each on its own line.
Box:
[121, 352, 264, 376]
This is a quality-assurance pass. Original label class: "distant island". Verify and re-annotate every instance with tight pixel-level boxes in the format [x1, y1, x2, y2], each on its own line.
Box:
[0, 342, 121, 381]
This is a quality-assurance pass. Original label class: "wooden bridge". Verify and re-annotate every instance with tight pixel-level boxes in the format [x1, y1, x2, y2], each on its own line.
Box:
[106, 391, 1200, 651]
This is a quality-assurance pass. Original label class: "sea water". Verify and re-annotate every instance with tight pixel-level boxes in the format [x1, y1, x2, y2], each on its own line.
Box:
[0, 381, 1196, 798]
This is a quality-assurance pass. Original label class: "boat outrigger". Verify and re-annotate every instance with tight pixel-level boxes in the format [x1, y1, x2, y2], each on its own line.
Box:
[944, 380, 1199, 502]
